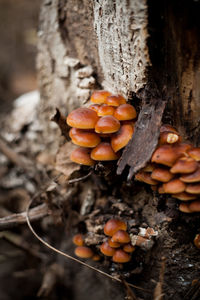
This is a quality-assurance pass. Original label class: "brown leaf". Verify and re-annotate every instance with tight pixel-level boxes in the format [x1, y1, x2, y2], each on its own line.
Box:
[55, 142, 80, 179]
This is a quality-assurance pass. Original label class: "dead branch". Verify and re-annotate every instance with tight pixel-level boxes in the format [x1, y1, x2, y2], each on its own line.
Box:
[0, 203, 49, 230]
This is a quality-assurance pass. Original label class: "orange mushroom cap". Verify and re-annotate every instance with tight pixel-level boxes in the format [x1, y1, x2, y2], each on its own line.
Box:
[159, 131, 181, 145]
[114, 104, 137, 121]
[70, 147, 95, 166]
[75, 246, 93, 258]
[95, 116, 120, 134]
[89, 104, 100, 113]
[135, 171, 158, 185]
[104, 219, 127, 236]
[151, 167, 174, 182]
[170, 157, 198, 174]
[179, 200, 200, 213]
[111, 124, 134, 152]
[112, 249, 131, 263]
[91, 142, 120, 161]
[92, 254, 101, 261]
[180, 167, 200, 183]
[151, 145, 183, 167]
[90, 90, 111, 104]
[163, 178, 186, 194]
[97, 105, 115, 116]
[67, 107, 99, 129]
[185, 183, 200, 194]
[100, 241, 116, 256]
[172, 192, 197, 201]
[105, 95, 126, 106]
[69, 128, 101, 148]
[72, 234, 84, 246]
[123, 244, 135, 253]
[111, 230, 131, 244]
[187, 147, 200, 161]
[108, 238, 121, 248]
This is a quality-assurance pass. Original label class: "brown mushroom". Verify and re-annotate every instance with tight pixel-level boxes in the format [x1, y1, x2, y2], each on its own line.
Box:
[75, 246, 93, 258]
[111, 230, 131, 244]
[69, 128, 101, 148]
[159, 131, 181, 145]
[95, 116, 120, 134]
[105, 95, 126, 106]
[160, 124, 178, 133]
[151, 167, 174, 182]
[172, 192, 197, 201]
[187, 148, 200, 161]
[97, 104, 115, 116]
[108, 238, 121, 248]
[100, 241, 116, 256]
[114, 104, 137, 121]
[180, 167, 200, 183]
[111, 123, 134, 152]
[89, 104, 100, 113]
[72, 234, 84, 246]
[170, 157, 198, 174]
[70, 147, 95, 166]
[91, 142, 120, 161]
[123, 244, 135, 253]
[67, 107, 99, 129]
[90, 90, 111, 104]
[135, 171, 158, 185]
[112, 249, 131, 263]
[185, 183, 200, 194]
[163, 178, 186, 194]
[104, 219, 127, 236]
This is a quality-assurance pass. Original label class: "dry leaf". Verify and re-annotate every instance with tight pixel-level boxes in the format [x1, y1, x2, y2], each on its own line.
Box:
[55, 142, 80, 179]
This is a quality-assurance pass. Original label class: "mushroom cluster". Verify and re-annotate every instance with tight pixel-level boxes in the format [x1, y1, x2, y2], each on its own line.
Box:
[135, 124, 200, 213]
[72, 233, 100, 261]
[100, 219, 135, 263]
[66, 90, 137, 166]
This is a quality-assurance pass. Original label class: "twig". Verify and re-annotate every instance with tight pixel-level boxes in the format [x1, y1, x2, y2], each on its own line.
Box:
[68, 170, 93, 184]
[0, 203, 49, 230]
[26, 195, 151, 294]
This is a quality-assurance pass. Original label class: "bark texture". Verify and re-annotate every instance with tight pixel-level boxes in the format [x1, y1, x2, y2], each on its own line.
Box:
[37, 0, 200, 299]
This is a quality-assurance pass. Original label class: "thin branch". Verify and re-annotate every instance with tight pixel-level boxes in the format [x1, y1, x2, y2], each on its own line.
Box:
[0, 203, 49, 230]
[68, 170, 93, 184]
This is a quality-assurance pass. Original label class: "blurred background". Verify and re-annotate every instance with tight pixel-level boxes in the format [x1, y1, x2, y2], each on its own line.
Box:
[0, 0, 40, 115]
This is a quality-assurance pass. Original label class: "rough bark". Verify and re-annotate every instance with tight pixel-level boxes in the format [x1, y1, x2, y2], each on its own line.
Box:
[37, 0, 200, 299]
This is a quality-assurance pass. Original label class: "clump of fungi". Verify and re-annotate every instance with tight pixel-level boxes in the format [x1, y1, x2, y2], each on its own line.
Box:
[66, 90, 137, 166]
[100, 219, 135, 263]
[72, 233, 100, 261]
[135, 124, 200, 213]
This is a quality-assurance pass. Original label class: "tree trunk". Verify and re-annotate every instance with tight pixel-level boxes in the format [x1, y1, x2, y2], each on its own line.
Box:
[37, 0, 200, 299]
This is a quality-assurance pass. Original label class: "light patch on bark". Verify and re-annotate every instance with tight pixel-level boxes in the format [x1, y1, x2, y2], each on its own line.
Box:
[93, 0, 150, 96]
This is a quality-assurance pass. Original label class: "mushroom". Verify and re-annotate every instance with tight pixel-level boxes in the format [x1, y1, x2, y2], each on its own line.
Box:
[170, 157, 198, 174]
[160, 124, 178, 133]
[100, 241, 116, 256]
[72, 234, 84, 246]
[75, 246, 94, 258]
[185, 183, 200, 194]
[135, 171, 158, 185]
[67, 107, 99, 129]
[123, 244, 135, 253]
[172, 192, 197, 200]
[91, 142, 120, 161]
[97, 104, 115, 116]
[105, 95, 126, 106]
[104, 219, 127, 236]
[180, 167, 200, 183]
[69, 128, 101, 148]
[90, 90, 111, 104]
[95, 116, 120, 134]
[151, 145, 181, 167]
[70, 147, 95, 166]
[114, 104, 137, 121]
[151, 167, 174, 182]
[111, 230, 131, 244]
[89, 104, 100, 113]
[112, 249, 131, 263]
[179, 200, 200, 213]
[187, 147, 200, 161]
[108, 238, 121, 248]
[159, 131, 181, 145]
[163, 178, 186, 194]
[111, 123, 134, 152]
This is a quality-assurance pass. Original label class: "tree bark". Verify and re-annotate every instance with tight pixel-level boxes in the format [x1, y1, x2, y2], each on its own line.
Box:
[37, 0, 200, 299]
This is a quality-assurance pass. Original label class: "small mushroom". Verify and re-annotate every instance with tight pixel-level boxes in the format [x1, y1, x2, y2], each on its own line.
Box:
[72, 234, 84, 246]
[123, 244, 135, 253]
[114, 104, 137, 121]
[89, 104, 100, 113]
[111, 123, 134, 152]
[187, 147, 200, 161]
[172, 192, 197, 200]
[105, 95, 126, 106]
[160, 124, 178, 133]
[170, 157, 198, 174]
[135, 171, 158, 185]
[91, 142, 120, 161]
[75, 246, 94, 258]
[108, 238, 121, 248]
[104, 219, 127, 236]
[100, 241, 116, 256]
[90, 90, 111, 104]
[180, 167, 200, 183]
[151, 167, 174, 182]
[111, 230, 131, 244]
[95, 116, 120, 134]
[69, 128, 101, 148]
[151, 145, 180, 167]
[97, 104, 115, 116]
[179, 200, 200, 213]
[70, 147, 95, 166]
[112, 249, 131, 263]
[159, 131, 181, 145]
[186, 183, 200, 194]
[163, 178, 186, 194]
[67, 107, 99, 129]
